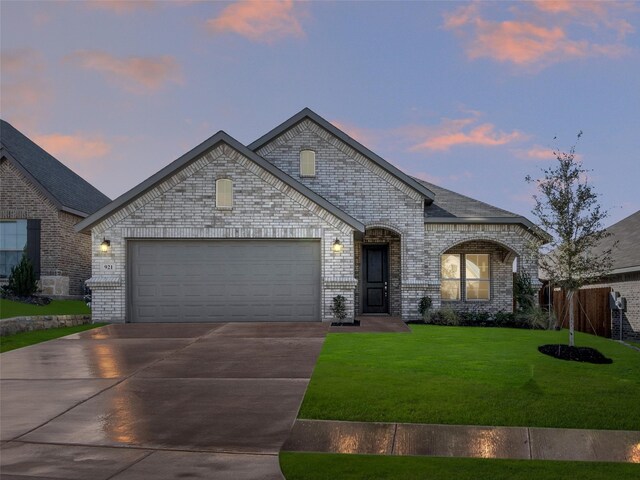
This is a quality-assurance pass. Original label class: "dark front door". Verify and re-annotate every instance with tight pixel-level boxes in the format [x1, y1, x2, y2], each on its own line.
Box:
[362, 244, 389, 314]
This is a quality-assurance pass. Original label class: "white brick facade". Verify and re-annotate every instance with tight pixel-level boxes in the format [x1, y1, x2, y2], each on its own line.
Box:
[86, 115, 542, 323]
[89, 144, 357, 323]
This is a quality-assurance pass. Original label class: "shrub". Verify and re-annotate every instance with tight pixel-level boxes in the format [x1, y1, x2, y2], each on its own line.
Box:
[5, 255, 38, 297]
[427, 308, 459, 326]
[514, 272, 536, 312]
[418, 296, 432, 321]
[331, 295, 348, 322]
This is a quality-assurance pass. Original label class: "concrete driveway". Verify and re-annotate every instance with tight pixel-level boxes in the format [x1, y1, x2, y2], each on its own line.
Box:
[0, 322, 328, 479]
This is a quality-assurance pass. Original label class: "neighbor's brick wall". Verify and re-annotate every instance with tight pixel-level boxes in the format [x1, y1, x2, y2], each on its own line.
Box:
[583, 272, 640, 341]
[0, 159, 91, 295]
[90, 144, 356, 323]
[257, 119, 427, 320]
[425, 223, 540, 314]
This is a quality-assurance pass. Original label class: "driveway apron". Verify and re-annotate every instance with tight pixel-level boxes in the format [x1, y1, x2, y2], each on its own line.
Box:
[0, 322, 328, 480]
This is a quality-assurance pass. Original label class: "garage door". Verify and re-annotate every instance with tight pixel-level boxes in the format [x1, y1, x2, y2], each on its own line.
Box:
[128, 240, 321, 323]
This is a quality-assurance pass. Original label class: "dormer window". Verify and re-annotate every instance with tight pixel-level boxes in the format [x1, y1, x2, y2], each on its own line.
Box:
[300, 150, 316, 177]
[216, 178, 233, 209]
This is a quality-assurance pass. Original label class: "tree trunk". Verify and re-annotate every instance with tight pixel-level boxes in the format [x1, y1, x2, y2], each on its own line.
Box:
[568, 289, 575, 347]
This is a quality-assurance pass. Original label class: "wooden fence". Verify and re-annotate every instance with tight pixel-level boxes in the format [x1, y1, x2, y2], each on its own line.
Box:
[548, 287, 612, 338]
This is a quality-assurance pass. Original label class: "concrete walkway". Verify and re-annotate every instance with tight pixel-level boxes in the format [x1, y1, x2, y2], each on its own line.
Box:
[1, 322, 329, 480]
[283, 419, 640, 463]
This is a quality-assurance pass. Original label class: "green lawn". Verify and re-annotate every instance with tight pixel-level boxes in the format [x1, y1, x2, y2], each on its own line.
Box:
[629, 341, 640, 349]
[299, 325, 640, 430]
[0, 323, 106, 353]
[0, 298, 91, 319]
[280, 453, 640, 480]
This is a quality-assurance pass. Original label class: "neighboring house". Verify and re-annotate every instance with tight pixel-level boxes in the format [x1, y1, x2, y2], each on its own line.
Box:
[76, 108, 546, 323]
[1, 120, 111, 296]
[583, 210, 640, 341]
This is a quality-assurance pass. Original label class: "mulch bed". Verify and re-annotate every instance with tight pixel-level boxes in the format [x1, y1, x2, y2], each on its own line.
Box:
[538, 344, 613, 364]
[0, 292, 51, 306]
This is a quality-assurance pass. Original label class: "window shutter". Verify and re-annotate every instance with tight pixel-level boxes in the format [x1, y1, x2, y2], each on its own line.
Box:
[27, 219, 41, 279]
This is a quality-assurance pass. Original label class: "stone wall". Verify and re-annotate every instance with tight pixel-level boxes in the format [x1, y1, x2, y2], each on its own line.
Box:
[583, 272, 640, 341]
[0, 160, 91, 295]
[0, 314, 92, 336]
[425, 223, 540, 314]
[89, 144, 357, 323]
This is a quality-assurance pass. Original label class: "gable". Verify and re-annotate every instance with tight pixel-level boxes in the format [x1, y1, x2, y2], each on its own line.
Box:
[77, 132, 364, 234]
[0, 120, 110, 216]
[249, 108, 435, 202]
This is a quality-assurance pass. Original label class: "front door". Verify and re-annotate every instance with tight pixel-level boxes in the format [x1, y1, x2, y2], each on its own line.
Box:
[362, 244, 389, 314]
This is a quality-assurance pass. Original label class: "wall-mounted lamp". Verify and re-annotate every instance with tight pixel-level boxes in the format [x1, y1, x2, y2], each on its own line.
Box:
[332, 238, 343, 253]
[100, 238, 111, 252]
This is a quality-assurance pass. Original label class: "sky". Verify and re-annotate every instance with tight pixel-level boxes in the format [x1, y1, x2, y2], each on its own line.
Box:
[1, 0, 639, 226]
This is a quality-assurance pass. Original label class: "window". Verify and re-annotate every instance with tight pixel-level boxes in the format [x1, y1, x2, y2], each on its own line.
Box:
[0, 220, 27, 278]
[440, 253, 490, 301]
[216, 178, 233, 209]
[441, 253, 461, 301]
[465, 254, 490, 300]
[300, 150, 316, 177]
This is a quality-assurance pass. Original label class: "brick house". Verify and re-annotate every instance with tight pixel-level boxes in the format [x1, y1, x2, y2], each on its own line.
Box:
[583, 210, 640, 341]
[76, 109, 546, 323]
[1, 120, 111, 296]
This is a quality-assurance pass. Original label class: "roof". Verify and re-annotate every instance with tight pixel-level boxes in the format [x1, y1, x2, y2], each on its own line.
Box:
[75, 130, 365, 234]
[413, 177, 546, 237]
[248, 108, 436, 203]
[599, 210, 640, 274]
[1, 120, 111, 217]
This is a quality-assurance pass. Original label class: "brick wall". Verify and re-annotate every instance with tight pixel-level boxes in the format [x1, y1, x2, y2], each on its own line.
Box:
[0, 159, 90, 295]
[583, 272, 640, 341]
[90, 144, 356, 323]
[425, 223, 540, 314]
[256, 119, 428, 320]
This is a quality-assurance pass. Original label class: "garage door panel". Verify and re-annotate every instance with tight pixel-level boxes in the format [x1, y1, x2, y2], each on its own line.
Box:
[129, 240, 320, 323]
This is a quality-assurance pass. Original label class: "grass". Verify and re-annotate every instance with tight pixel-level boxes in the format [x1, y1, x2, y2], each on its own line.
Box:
[629, 341, 640, 349]
[0, 323, 106, 353]
[0, 298, 91, 319]
[279, 453, 640, 480]
[299, 325, 640, 430]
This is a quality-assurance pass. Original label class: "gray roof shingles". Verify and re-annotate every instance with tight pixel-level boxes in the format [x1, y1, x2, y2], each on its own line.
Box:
[599, 210, 640, 272]
[1, 120, 110, 216]
[413, 177, 522, 219]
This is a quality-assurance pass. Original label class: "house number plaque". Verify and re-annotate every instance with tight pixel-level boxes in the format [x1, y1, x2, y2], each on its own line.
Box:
[103, 264, 115, 271]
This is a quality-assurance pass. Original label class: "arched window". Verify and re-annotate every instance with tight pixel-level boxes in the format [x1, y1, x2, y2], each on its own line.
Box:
[216, 178, 233, 209]
[300, 150, 316, 177]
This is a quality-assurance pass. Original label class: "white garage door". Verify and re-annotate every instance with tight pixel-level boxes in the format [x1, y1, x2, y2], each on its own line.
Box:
[128, 239, 321, 322]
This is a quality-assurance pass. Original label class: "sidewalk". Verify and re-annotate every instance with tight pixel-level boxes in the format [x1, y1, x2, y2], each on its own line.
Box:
[283, 419, 640, 463]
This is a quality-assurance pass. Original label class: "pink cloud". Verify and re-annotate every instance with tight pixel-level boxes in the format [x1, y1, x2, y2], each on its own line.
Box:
[85, 1, 156, 14]
[331, 120, 380, 148]
[33, 133, 111, 162]
[67, 51, 183, 93]
[514, 145, 555, 161]
[444, 1, 634, 69]
[0, 49, 52, 131]
[207, 0, 304, 43]
[398, 116, 527, 152]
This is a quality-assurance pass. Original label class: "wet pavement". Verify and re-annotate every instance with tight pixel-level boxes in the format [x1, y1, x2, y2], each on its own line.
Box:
[283, 419, 640, 463]
[329, 316, 411, 333]
[0, 322, 329, 479]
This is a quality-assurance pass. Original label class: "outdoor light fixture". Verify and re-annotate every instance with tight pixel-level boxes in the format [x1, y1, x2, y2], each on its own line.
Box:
[332, 238, 343, 253]
[100, 239, 111, 252]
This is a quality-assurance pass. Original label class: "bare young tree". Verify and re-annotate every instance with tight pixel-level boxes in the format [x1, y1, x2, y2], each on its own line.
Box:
[526, 132, 614, 346]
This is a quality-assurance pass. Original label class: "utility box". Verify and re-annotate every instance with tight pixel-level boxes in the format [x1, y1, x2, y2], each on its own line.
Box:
[609, 291, 627, 311]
